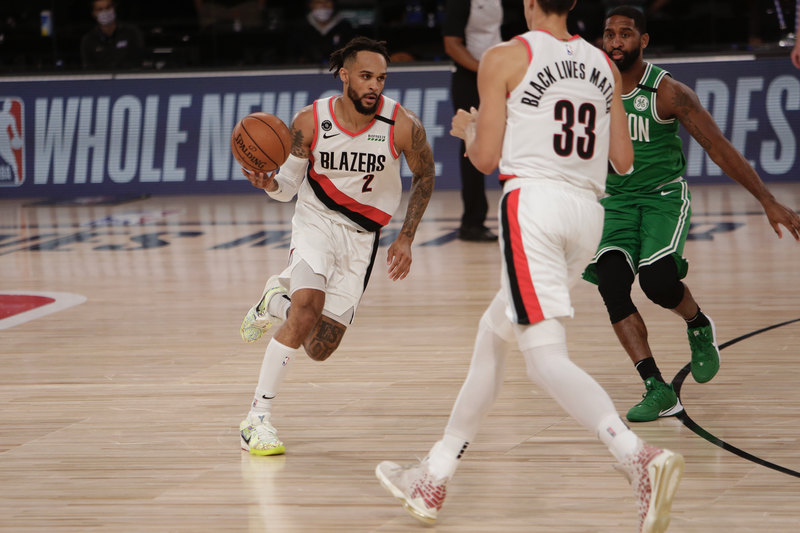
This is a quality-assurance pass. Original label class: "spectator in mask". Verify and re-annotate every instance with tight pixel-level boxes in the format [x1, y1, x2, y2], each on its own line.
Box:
[288, 0, 356, 64]
[81, 0, 145, 70]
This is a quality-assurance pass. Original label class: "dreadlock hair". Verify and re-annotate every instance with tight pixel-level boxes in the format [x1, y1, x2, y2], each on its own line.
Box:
[606, 5, 647, 33]
[328, 36, 391, 78]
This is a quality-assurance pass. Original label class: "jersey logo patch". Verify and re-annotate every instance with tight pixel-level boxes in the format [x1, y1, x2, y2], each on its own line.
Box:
[634, 95, 649, 112]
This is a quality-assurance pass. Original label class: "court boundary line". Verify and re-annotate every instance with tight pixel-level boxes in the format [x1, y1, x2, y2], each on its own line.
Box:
[672, 318, 800, 478]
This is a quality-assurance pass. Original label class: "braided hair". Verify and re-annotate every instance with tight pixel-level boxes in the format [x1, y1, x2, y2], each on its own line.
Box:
[329, 36, 391, 78]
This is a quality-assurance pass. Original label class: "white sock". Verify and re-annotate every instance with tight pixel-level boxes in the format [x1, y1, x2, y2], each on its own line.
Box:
[426, 433, 469, 481]
[267, 293, 291, 320]
[250, 338, 298, 417]
[597, 413, 641, 462]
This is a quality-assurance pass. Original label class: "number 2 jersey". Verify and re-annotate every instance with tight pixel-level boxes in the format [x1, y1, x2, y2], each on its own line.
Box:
[297, 95, 403, 233]
[499, 31, 615, 199]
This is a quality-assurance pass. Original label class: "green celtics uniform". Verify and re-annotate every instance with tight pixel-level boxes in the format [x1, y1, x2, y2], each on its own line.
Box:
[583, 63, 691, 285]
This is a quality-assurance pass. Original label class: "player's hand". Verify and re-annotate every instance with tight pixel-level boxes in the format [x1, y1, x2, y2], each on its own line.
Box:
[450, 106, 479, 141]
[241, 168, 277, 191]
[792, 43, 800, 69]
[763, 199, 800, 241]
[386, 237, 412, 281]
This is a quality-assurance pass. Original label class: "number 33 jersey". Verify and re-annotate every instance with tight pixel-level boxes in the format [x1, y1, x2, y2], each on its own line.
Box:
[298, 95, 403, 233]
[499, 31, 615, 199]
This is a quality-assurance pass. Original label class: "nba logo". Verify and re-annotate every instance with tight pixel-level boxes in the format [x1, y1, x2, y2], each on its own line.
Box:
[0, 97, 24, 187]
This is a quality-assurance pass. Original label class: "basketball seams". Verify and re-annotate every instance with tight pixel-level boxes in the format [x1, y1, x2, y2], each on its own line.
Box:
[240, 119, 281, 169]
[232, 113, 292, 173]
[255, 114, 292, 159]
[249, 115, 289, 162]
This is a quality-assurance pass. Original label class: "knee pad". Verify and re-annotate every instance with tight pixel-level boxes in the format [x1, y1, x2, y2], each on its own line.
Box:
[595, 251, 637, 323]
[288, 259, 326, 294]
[639, 257, 684, 309]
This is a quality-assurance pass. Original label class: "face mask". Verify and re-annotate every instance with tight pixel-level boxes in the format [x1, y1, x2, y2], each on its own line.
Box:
[311, 7, 334, 23]
[97, 7, 116, 26]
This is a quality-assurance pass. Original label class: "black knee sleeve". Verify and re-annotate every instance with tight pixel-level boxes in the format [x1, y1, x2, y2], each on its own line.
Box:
[639, 257, 685, 309]
[596, 251, 637, 323]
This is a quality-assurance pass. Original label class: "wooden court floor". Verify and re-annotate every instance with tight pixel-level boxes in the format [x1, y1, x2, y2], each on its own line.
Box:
[1, 183, 799, 532]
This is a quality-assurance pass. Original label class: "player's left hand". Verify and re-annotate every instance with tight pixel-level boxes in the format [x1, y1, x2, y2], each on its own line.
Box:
[386, 238, 412, 281]
[763, 199, 800, 241]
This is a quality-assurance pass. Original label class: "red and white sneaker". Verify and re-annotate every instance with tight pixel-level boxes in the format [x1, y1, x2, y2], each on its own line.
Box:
[621, 443, 684, 533]
[375, 460, 447, 524]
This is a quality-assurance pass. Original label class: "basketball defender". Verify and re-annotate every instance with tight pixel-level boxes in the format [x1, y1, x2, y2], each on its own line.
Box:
[582, 6, 800, 423]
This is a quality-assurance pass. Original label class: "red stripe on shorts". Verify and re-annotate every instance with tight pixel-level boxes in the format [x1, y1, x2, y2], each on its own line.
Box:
[506, 189, 544, 323]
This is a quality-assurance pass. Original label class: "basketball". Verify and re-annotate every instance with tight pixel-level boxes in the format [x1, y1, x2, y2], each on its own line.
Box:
[231, 112, 292, 173]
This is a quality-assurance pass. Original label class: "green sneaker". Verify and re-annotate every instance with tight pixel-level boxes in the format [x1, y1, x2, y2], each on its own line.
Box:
[626, 377, 684, 422]
[688, 316, 720, 383]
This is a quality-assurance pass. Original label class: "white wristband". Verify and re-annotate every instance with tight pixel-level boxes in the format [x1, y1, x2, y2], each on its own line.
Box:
[266, 154, 308, 202]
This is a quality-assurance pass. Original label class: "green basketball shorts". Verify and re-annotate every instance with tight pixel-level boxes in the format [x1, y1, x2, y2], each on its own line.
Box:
[582, 179, 691, 285]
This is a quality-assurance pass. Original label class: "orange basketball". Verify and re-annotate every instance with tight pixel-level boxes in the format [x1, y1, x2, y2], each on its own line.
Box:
[231, 112, 292, 173]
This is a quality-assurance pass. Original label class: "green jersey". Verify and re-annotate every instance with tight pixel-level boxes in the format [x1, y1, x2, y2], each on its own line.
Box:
[606, 63, 686, 195]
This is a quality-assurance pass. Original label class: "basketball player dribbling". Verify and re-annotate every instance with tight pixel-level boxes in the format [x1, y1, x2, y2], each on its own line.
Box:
[375, 2, 683, 531]
[235, 36, 435, 457]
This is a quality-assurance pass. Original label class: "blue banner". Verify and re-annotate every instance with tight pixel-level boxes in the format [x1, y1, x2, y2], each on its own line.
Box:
[0, 57, 797, 198]
[664, 59, 799, 184]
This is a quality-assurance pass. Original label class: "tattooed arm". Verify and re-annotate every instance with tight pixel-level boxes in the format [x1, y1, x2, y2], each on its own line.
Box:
[241, 105, 313, 202]
[658, 77, 800, 240]
[397, 108, 436, 242]
[386, 107, 436, 281]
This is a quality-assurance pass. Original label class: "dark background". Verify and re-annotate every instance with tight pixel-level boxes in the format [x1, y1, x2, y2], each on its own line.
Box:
[0, 0, 797, 73]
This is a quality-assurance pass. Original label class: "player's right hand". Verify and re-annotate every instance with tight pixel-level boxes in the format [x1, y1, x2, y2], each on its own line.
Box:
[450, 107, 479, 147]
[241, 168, 278, 192]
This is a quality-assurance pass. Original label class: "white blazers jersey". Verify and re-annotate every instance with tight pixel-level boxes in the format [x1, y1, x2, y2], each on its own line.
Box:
[499, 31, 615, 198]
[297, 95, 403, 232]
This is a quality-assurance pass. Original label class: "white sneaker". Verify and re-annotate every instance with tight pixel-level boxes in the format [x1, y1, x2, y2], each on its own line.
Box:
[240, 275, 287, 343]
[240, 413, 285, 456]
[620, 443, 684, 533]
[375, 460, 447, 525]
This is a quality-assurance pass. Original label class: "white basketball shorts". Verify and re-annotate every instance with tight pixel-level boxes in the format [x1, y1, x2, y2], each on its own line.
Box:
[279, 201, 380, 323]
[498, 179, 603, 325]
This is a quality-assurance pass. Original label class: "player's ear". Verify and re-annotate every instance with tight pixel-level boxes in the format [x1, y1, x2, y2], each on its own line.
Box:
[338, 67, 348, 83]
[641, 32, 650, 50]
